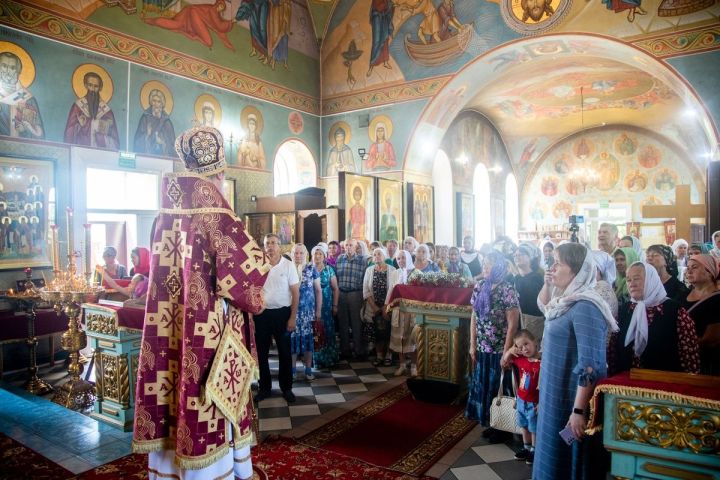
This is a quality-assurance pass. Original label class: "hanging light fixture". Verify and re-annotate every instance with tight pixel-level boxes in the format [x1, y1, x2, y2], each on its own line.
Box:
[570, 86, 599, 187]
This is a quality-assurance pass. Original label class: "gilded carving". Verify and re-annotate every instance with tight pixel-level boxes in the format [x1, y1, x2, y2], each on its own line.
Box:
[94, 349, 104, 401]
[427, 328, 450, 379]
[86, 312, 118, 336]
[616, 401, 720, 455]
[100, 353, 120, 403]
[398, 299, 473, 315]
[119, 354, 130, 409]
[415, 325, 425, 377]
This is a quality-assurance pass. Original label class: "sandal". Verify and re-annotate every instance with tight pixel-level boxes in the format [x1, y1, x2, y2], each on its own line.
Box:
[383, 358, 393, 366]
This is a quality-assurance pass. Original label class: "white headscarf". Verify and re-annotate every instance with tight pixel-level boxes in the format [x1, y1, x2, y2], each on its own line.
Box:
[628, 236, 646, 262]
[356, 239, 370, 257]
[539, 247, 618, 332]
[311, 243, 328, 259]
[592, 250, 617, 286]
[624, 262, 668, 357]
[396, 250, 415, 284]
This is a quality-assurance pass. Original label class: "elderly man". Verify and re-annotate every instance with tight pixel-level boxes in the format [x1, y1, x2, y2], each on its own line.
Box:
[597, 222, 619, 255]
[0, 51, 44, 139]
[336, 238, 368, 359]
[132, 126, 268, 480]
[254, 233, 299, 404]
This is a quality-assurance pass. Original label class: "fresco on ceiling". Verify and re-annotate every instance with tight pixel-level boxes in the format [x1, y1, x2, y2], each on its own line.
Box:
[28, 0, 320, 96]
[0, 30, 320, 173]
[522, 127, 705, 229]
[322, 0, 718, 98]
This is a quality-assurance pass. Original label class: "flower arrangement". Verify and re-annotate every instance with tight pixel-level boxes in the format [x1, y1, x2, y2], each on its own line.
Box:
[407, 271, 474, 288]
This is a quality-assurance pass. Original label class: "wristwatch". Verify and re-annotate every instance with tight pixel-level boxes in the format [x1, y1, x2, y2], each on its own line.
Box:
[573, 407, 584, 415]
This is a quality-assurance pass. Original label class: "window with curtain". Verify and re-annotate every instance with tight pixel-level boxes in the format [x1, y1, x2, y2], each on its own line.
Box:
[473, 163, 491, 245]
[432, 150, 453, 246]
[505, 173, 518, 243]
[273, 139, 317, 195]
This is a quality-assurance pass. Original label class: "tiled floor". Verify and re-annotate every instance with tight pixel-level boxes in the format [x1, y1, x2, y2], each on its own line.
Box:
[1, 357, 534, 479]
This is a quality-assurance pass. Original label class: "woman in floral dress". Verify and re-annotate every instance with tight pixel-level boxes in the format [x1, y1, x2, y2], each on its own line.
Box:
[312, 244, 340, 369]
[291, 243, 321, 380]
[466, 251, 520, 441]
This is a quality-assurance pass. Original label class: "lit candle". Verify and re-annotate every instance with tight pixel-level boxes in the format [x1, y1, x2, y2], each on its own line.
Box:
[50, 224, 60, 272]
[66, 207, 74, 264]
[83, 223, 91, 277]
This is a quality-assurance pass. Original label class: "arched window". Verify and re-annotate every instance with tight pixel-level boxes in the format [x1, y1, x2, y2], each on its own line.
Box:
[432, 150, 453, 246]
[473, 163, 491, 245]
[273, 139, 317, 195]
[505, 173, 518, 243]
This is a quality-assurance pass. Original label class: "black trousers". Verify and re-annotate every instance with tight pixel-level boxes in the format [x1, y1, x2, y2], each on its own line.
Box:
[254, 306, 292, 393]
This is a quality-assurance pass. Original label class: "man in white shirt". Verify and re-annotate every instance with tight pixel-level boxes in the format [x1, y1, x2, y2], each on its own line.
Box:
[254, 233, 300, 403]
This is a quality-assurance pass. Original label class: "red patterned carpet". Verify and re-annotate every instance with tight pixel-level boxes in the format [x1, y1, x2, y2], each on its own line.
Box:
[0, 432, 72, 479]
[299, 383, 476, 476]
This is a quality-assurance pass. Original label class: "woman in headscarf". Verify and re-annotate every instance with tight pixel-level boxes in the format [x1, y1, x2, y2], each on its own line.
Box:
[403, 236, 419, 259]
[312, 244, 340, 369]
[388, 250, 417, 376]
[363, 248, 396, 367]
[592, 250, 618, 322]
[671, 238, 689, 280]
[613, 247, 639, 307]
[413, 244, 440, 273]
[447, 246, 472, 279]
[541, 239, 555, 270]
[534, 243, 616, 480]
[461, 235, 483, 280]
[618, 235, 645, 262]
[356, 239, 371, 266]
[609, 262, 699, 375]
[683, 254, 720, 374]
[327, 240, 340, 271]
[128, 246, 151, 277]
[688, 242, 710, 256]
[291, 243, 321, 380]
[646, 244, 689, 303]
[435, 244, 450, 272]
[512, 243, 545, 343]
[465, 251, 520, 443]
[711, 230, 720, 259]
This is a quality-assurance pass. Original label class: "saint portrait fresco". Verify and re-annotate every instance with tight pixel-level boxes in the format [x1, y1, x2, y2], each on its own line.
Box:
[595, 152, 620, 191]
[0, 42, 44, 140]
[625, 169, 648, 192]
[638, 144, 661, 169]
[378, 178, 402, 243]
[133, 80, 176, 156]
[552, 200, 573, 220]
[238, 106, 267, 169]
[326, 121, 356, 177]
[288, 111, 304, 134]
[541, 176, 559, 196]
[553, 153, 572, 174]
[573, 137, 594, 160]
[64, 64, 119, 149]
[194, 94, 222, 128]
[653, 168, 678, 191]
[341, 173, 374, 241]
[409, 183, 434, 244]
[365, 115, 397, 171]
[501, 0, 570, 34]
[614, 132, 638, 156]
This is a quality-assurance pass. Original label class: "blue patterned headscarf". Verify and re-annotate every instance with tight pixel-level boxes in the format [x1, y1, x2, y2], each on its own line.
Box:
[473, 251, 508, 317]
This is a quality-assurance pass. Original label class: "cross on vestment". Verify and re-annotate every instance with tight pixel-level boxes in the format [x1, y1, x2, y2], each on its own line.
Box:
[641, 185, 706, 241]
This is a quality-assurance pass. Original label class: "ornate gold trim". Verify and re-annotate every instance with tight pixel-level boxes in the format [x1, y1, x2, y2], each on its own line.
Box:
[397, 299, 473, 315]
[616, 401, 719, 455]
[643, 463, 713, 480]
[415, 324, 425, 377]
[86, 311, 119, 336]
[119, 354, 130, 409]
[630, 24, 720, 59]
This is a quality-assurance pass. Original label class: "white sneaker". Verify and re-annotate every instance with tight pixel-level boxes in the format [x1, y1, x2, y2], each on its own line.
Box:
[410, 364, 418, 377]
[394, 365, 407, 377]
[305, 371, 316, 381]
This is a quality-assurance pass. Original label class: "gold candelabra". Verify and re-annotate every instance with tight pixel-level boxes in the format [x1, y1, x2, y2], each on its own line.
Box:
[40, 208, 103, 411]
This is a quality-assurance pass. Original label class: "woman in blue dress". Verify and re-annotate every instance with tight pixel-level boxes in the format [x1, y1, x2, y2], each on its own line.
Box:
[413, 244, 440, 273]
[290, 243, 321, 381]
[465, 251, 520, 442]
[311, 244, 340, 369]
[535, 243, 618, 480]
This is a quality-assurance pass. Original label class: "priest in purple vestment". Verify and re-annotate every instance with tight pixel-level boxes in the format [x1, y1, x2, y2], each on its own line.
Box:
[132, 126, 269, 480]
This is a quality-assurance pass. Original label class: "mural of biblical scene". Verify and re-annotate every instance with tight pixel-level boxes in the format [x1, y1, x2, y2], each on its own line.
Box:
[408, 183, 434, 244]
[365, 115, 397, 171]
[325, 121, 356, 177]
[501, 0, 571, 35]
[194, 94, 222, 129]
[64, 63, 120, 149]
[377, 178, 403, 243]
[522, 127, 705, 227]
[237, 106, 267, 170]
[29, 0, 320, 96]
[133, 80, 176, 157]
[0, 42, 44, 140]
[0, 157, 53, 269]
[340, 172, 375, 242]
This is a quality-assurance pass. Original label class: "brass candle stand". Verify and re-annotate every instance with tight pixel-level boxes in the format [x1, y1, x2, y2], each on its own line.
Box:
[41, 253, 103, 411]
[0, 268, 53, 395]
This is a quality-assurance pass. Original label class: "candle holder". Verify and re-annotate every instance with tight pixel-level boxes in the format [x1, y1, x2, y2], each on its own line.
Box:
[0, 268, 53, 395]
[41, 222, 104, 410]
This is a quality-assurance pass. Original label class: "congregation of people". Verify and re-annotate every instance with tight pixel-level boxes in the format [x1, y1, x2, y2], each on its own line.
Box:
[238, 225, 720, 480]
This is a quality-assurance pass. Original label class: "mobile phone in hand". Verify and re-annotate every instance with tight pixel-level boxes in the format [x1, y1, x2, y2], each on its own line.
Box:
[559, 425, 576, 445]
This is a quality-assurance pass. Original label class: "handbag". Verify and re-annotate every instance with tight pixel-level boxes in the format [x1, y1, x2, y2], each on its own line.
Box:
[489, 368, 522, 434]
[360, 301, 375, 324]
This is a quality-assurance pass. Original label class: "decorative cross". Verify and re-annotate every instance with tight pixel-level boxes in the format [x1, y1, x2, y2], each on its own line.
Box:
[642, 185, 705, 241]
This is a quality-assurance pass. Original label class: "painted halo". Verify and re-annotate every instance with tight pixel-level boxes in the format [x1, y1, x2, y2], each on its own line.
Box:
[194, 94, 223, 126]
[328, 121, 352, 146]
[0, 41, 35, 88]
[241, 105, 264, 135]
[501, 0, 573, 35]
[368, 115, 393, 143]
[139, 80, 174, 114]
[71, 63, 114, 103]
